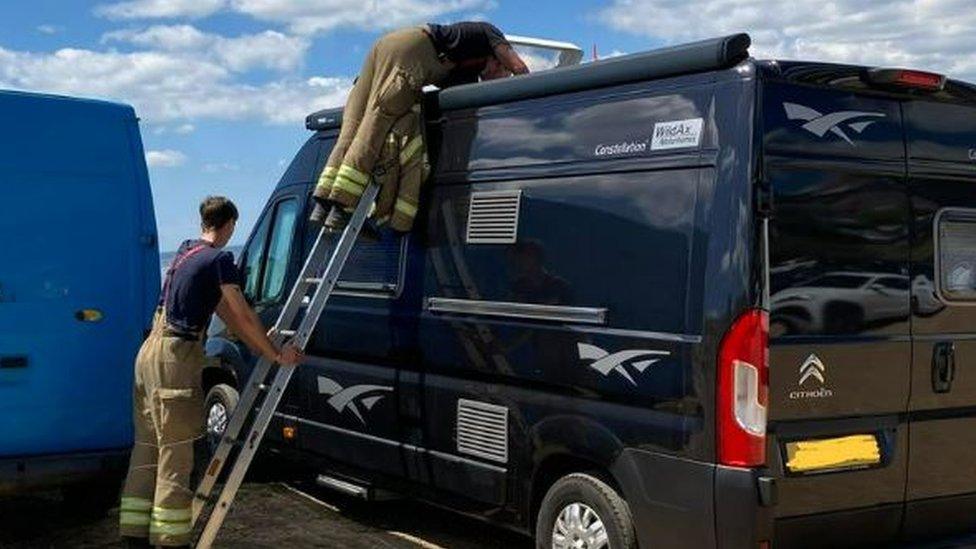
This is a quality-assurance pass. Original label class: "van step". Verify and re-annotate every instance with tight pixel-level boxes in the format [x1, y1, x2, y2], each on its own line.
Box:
[314, 474, 399, 501]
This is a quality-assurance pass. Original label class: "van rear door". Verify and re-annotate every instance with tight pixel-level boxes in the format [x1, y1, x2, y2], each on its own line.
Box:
[762, 79, 912, 545]
[0, 92, 157, 458]
[902, 97, 976, 540]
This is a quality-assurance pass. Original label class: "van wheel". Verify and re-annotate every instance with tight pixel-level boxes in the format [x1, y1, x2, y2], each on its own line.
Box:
[194, 383, 240, 485]
[204, 384, 239, 452]
[536, 473, 636, 549]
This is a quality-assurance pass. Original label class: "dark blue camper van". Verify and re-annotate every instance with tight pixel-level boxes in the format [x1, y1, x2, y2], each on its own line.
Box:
[204, 34, 976, 547]
[0, 91, 159, 507]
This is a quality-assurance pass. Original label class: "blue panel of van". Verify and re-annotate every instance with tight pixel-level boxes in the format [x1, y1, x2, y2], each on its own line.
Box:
[0, 90, 159, 494]
[208, 36, 976, 547]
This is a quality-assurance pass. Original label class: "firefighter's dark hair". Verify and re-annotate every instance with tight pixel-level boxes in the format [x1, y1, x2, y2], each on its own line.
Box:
[200, 196, 239, 231]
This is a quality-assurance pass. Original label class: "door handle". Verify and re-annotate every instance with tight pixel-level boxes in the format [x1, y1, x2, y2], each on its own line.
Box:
[932, 341, 956, 394]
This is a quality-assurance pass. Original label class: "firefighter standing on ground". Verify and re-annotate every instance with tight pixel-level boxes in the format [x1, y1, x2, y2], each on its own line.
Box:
[310, 21, 529, 231]
[119, 197, 303, 548]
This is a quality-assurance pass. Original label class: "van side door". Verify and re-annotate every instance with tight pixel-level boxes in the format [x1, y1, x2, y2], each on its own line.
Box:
[296, 200, 414, 479]
[903, 99, 976, 540]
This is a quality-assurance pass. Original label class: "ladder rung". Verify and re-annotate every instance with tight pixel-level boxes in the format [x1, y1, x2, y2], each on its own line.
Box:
[304, 277, 322, 284]
[279, 330, 296, 337]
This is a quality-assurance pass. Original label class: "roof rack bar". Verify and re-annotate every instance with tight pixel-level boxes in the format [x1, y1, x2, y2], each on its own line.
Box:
[438, 33, 751, 111]
[506, 34, 584, 67]
[306, 108, 343, 131]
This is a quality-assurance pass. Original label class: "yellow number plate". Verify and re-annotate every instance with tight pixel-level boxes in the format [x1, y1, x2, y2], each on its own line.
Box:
[785, 434, 881, 474]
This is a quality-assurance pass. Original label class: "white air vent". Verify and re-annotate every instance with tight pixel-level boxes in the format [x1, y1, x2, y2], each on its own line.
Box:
[466, 190, 521, 244]
[456, 399, 509, 463]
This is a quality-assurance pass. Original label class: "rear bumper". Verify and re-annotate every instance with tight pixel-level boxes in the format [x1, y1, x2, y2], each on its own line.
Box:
[612, 448, 775, 549]
[0, 448, 129, 496]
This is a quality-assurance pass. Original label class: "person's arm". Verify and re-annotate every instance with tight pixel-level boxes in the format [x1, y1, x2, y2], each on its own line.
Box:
[493, 43, 530, 75]
[216, 284, 303, 365]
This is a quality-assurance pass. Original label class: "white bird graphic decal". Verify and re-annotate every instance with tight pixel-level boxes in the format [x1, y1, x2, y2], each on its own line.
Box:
[577, 343, 670, 386]
[783, 102, 886, 145]
[317, 376, 392, 425]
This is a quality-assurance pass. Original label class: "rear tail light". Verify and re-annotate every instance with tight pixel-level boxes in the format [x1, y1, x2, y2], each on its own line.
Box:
[717, 308, 769, 467]
[866, 68, 946, 91]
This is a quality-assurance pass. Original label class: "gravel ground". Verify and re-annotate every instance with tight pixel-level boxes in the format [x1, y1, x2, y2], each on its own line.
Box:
[2, 480, 976, 549]
[0, 481, 531, 549]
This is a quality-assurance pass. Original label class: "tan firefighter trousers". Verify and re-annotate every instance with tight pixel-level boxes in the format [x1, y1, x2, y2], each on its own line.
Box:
[119, 310, 205, 546]
[372, 106, 429, 232]
[313, 26, 447, 210]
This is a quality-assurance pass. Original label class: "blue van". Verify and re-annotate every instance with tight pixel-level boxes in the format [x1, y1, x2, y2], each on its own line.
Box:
[0, 90, 159, 508]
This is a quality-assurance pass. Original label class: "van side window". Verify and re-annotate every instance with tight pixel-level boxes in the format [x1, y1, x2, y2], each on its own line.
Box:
[301, 216, 407, 295]
[242, 213, 272, 301]
[936, 209, 976, 303]
[242, 198, 298, 303]
[261, 199, 299, 301]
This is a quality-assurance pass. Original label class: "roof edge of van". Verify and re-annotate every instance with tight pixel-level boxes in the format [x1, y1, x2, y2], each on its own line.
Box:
[305, 33, 751, 131]
[438, 33, 751, 111]
[0, 88, 136, 115]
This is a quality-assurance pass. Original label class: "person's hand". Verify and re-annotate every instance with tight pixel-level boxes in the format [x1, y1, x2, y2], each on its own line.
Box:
[276, 344, 304, 366]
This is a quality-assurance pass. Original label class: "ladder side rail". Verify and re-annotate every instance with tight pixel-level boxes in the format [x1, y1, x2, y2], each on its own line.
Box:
[293, 184, 380, 347]
[194, 183, 379, 549]
[190, 357, 274, 521]
[193, 365, 296, 549]
[271, 227, 334, 334]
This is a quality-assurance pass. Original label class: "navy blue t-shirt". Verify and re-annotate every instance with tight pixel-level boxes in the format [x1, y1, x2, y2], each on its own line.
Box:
[161, 239, 242, 333]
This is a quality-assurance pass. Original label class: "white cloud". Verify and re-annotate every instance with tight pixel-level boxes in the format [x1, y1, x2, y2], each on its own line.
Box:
[37, 25, 63, 35]
[152, 122, 196, 135]
[146, 149, 187, 167]
[232, 0, 492, 34]
[103, 25, 309, 72]
[0, 45, 352, 125]
[599, 0, 976, 82]
[96, 0, 493, 34]
[95, 0, 227, 20]
[202, 162, 240, 173]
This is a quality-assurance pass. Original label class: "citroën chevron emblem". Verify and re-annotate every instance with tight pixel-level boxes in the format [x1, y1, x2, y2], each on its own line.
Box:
[799, 353, 827, 386]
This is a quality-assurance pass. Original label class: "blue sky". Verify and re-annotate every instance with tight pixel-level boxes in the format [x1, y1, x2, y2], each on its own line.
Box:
[1, 0, 972, 250]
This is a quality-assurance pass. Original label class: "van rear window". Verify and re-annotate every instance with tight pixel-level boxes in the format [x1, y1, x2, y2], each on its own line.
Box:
[936, 208, 976, 303]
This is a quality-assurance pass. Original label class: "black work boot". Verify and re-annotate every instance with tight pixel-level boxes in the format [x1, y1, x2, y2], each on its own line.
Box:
[323, 206, 351, 233]
[309, 196, 331, 226]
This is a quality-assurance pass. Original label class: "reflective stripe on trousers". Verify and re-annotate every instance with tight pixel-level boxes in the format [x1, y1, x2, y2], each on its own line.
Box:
[119, 310, 205, 546]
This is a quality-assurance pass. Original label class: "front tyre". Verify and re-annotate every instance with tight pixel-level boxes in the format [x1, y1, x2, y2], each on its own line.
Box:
[204, 383, 239, 452]
[536, 473, 636, 549]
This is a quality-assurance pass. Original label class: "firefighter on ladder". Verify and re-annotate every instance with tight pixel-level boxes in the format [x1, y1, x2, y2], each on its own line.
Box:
[119, 197, 303, 549]
[310, 21, 530, 232]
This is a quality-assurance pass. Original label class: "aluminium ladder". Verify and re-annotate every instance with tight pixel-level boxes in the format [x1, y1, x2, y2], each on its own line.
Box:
[190, 182, 381, 549]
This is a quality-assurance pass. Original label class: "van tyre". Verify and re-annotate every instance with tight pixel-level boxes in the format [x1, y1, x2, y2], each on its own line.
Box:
[194, 383, 238, 484]
[536, 473, 636, 549]
[204, 383, 239, 452]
